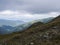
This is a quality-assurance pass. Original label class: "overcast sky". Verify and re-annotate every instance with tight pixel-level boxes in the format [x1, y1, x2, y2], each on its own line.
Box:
[0, 0, 60, 21]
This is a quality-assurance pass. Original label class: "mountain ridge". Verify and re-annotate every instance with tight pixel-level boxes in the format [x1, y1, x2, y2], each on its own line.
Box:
[0, 19, 25, 26]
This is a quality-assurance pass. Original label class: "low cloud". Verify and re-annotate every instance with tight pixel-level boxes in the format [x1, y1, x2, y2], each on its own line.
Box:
[0, 10, 59, 22]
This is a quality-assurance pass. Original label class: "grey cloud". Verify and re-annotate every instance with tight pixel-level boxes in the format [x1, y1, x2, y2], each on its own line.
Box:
[0, 0, 60, 14]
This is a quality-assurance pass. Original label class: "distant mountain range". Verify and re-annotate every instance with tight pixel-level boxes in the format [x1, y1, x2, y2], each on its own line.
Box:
[0, 19, 25, 26]
[0, 17, 54, 34]
[40, 17, 54, 23]
[0, 19, 25, 34]
[0, 25, 14, 34]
